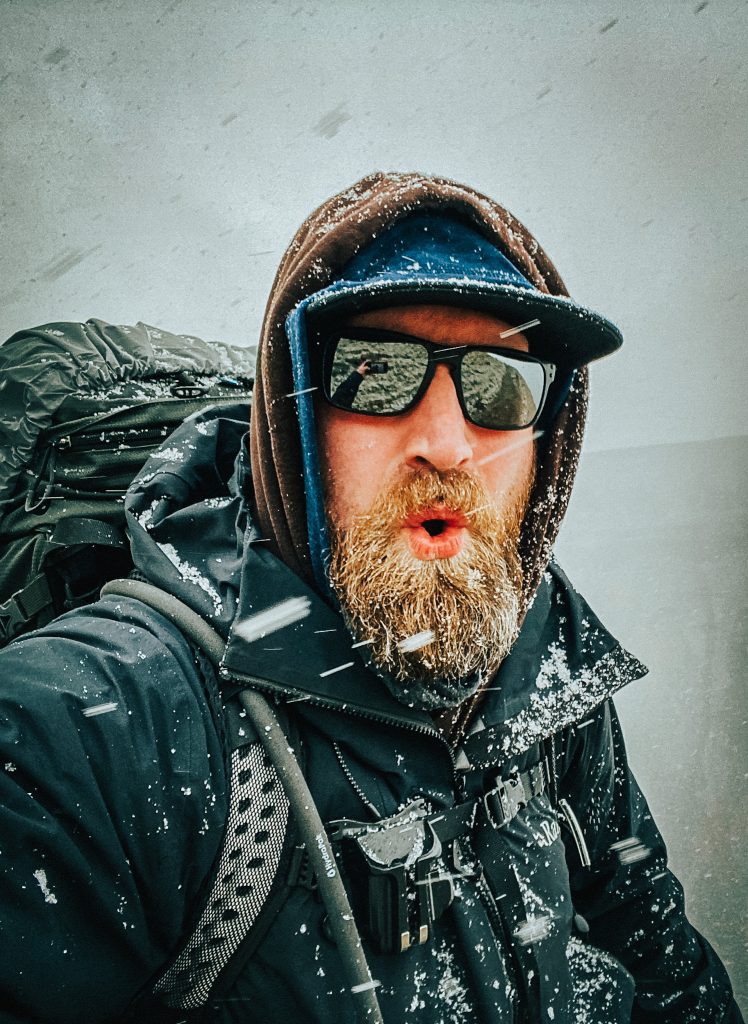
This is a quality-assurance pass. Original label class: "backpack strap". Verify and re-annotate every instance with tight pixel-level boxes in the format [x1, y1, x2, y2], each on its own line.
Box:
[155, 699, 294, 1012]
[100, 578, 384, 1024]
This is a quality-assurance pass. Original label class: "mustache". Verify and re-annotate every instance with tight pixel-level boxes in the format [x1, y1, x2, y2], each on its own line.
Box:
[346, 469, 526, 541]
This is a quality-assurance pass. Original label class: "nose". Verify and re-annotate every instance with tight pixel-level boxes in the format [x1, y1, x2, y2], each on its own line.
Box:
[403, 364, 474, 473]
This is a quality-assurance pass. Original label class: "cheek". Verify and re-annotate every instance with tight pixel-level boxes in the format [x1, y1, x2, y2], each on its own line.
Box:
[477, 430, 536, 502]
[316, 408, 396, 524]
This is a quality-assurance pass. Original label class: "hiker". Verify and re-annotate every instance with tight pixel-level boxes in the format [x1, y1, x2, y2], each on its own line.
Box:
[0, 172, 742, 1023]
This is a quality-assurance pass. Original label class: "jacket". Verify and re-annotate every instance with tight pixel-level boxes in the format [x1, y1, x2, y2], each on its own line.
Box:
[0, 408, 741, 1023]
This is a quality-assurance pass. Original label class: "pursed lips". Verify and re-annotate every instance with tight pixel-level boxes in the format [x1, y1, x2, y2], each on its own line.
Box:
[401, 506, 469, 560]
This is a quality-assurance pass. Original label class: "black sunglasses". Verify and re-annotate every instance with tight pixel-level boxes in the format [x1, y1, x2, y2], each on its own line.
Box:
[317, 328, 556, 430]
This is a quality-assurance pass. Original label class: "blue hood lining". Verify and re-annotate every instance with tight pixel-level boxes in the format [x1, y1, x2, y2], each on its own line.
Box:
[286, 297, 336, 602]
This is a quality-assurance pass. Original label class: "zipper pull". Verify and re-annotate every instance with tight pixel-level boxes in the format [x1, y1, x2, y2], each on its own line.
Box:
[557, 798, 591, 868]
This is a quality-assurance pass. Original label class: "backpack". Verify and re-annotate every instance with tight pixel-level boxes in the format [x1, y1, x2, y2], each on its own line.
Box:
[0, 317, 383, 1022]
[0, 318, 255, 647]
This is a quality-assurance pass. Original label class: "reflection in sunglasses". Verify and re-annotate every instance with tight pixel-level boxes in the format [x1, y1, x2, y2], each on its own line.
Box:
[326, 332, 553, 428]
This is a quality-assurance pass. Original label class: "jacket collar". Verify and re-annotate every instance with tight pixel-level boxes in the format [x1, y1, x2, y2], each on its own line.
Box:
[223, 535, 646, 753]
[222, 538, 436, 734]
[459, 562, 647, 762]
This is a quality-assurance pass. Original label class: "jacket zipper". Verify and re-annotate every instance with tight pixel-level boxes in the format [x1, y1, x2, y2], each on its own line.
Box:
[54, 425, 173, 453]
[475, 872, 523, 1024]
[333, 740, 382, 817]
[221, 667, 451, 750]
[42, 392, 252, 454]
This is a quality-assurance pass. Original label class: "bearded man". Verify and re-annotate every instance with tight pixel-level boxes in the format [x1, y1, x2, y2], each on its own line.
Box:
[0, 172, 742, 1023]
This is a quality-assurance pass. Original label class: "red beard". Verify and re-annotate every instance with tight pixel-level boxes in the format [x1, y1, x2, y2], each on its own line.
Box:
[327, 468, 532, 705]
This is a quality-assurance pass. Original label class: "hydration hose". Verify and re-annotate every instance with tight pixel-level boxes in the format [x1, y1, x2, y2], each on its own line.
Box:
[101, 578, 384, 1024]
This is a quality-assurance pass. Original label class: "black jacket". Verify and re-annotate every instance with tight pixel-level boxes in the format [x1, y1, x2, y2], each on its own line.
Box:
[0, 411, 741, 1023]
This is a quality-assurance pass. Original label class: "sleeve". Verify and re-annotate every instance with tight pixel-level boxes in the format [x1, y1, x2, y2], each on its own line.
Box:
[0, 596, 229, 1024]
[331, 370, 365, 408]
[558, 700, 743, 1024]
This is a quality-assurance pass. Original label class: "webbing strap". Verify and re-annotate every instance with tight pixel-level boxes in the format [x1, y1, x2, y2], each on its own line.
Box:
[481, 759, 549, 830]
[0, 574, 54, 643]
[425, 758, 549, 848]
[51, 517, 127, 549]
[293, 761, 550, 899]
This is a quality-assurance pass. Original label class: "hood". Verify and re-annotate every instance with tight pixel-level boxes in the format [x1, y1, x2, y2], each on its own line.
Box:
[249, 172, 605, 624]
[125, 405, 250, 637]
[124, 407, 646, 755]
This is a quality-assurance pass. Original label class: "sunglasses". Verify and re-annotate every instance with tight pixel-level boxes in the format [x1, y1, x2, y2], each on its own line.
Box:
[317, 328, 556, 430]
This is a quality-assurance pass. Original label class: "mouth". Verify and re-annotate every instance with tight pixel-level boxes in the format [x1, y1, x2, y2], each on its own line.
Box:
[401, 506, 469, 560]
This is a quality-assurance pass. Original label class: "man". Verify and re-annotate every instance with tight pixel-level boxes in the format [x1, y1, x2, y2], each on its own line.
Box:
[0, 172, 742, 1022]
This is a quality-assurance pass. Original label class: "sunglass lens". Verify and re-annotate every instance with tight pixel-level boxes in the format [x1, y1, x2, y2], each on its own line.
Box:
[460, 350, 544, 428]
[328, 337, 428, 413]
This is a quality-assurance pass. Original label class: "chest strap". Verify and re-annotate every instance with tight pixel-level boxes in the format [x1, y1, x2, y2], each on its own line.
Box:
[295, 756, 551, 891]
[401, 755, 551, 848]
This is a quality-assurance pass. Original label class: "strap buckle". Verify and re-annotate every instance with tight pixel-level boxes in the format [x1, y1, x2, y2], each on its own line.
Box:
[483, 775, 527, 828]
[482, 759, 549, 829]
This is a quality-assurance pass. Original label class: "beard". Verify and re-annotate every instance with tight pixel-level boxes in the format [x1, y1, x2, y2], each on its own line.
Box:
[327, 468, 532, 709]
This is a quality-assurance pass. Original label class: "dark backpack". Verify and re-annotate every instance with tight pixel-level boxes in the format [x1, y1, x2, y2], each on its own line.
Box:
[0, 318, 255, 646]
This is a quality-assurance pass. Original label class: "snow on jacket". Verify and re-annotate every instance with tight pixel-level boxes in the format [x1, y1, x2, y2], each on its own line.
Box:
[0, 408, 741, 1023]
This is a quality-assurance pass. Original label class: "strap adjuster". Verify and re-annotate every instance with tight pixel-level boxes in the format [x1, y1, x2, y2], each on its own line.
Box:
[482, 759, 549, 829]
[0, 574, 54, 644]
[483, 775, 527, 828]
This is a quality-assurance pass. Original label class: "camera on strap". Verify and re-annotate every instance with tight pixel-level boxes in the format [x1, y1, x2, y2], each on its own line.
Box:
[312, 758, 551, 956]
[328, 799, 478, 955]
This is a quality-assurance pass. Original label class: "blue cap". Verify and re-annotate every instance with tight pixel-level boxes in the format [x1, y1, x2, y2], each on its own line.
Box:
[305, 212, 622, 367]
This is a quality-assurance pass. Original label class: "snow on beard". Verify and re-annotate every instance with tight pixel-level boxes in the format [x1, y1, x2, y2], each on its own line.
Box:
[327, 468, 530, 700]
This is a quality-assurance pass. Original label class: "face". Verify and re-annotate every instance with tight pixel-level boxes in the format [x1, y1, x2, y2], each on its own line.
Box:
[317, 304, 536, 540]
[315, 304, 538, 707]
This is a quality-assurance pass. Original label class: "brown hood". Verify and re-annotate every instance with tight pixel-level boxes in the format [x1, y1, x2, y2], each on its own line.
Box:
[250, 170, 587, 620]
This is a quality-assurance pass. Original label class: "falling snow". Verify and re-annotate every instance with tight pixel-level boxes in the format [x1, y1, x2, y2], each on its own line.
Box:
[81, 702, 118, 718]
[397, 629, 435, 653]
[232, 596, 311, 643]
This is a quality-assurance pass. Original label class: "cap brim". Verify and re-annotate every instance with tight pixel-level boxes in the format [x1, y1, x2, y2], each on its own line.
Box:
[306, 277, 622, 368]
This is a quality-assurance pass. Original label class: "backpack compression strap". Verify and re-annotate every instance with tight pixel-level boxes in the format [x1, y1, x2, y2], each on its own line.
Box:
[0, 518, 128, 645]
[100, 578, 384, 1024]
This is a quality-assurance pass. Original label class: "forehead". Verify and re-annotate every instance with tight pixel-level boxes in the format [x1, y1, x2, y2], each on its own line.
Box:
[345, 303, 530, 352]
